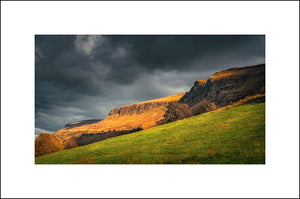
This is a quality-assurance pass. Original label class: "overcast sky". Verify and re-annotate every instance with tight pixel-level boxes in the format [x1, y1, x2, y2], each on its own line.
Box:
[35, 35, 265, 133]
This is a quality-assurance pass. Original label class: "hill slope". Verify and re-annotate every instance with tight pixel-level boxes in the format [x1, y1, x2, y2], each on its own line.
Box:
[180, 64, 265, 115]
[51, 64, 265, 148]
[52, 93, 185, 145]
[36, 98, 265, 164]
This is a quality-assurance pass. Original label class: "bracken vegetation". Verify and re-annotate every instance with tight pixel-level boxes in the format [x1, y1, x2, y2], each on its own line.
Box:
[63, 138, 78, 149]
[35, 133, 64, 157]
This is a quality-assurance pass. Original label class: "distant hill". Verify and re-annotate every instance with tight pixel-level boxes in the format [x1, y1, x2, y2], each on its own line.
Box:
[65, 119, 102, 128]
[36, 96, 265, 164]
[51, 64, 265, 148]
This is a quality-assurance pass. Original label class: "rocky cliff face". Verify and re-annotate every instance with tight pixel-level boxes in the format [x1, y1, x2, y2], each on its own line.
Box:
[107, 93, 185, 117]
[107, 102, 170, 117]
[180, 64, 265, 115]
[52, 93, 184, 145]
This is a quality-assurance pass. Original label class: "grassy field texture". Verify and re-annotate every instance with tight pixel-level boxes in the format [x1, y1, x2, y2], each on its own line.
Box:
[36, 101, 265, 164]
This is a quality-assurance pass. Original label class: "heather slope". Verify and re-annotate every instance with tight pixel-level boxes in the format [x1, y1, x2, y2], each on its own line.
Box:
[36, 97, 265, 164]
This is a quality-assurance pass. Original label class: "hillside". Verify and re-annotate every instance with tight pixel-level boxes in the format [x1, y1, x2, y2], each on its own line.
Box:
[50, 64, 265, 149]
[52, 93, 185, 145]
[180, 64, 265, 115]
[36, 97, 265, 164]
[64, 119, 102, 128]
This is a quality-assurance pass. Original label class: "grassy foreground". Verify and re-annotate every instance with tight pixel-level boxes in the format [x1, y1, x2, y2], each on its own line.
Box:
[36, 101, 265, 164]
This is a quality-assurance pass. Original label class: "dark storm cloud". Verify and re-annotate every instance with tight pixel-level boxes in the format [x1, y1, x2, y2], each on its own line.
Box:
[35, 35, 265, 131]
[108, 35, 265, 70]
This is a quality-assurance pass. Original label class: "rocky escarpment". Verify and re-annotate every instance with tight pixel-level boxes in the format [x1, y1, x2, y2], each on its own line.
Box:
[107, 93, 185, 117]
[180, 64, 265, 115]
[52, 93, 185, 145]
[108, 102, 170, 117]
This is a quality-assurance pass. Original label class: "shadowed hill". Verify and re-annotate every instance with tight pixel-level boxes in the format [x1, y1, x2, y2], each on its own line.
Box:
[65, 119, 102, 129]
[180, 64, 265, 115]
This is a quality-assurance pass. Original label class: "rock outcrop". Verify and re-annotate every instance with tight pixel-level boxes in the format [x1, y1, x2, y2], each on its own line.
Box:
[179, 64, 265, 115]
[108, 102, 170, 117]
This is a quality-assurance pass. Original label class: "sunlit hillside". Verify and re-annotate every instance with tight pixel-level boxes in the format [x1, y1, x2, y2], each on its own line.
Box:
[36, 97, 265, 164]
[52, 93, 185, 144]
[49, 64, 265, 152]
[140, 93, 185, 104]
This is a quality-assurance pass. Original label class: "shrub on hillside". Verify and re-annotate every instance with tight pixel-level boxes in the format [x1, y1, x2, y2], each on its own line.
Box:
[63, 139, 79, 149]
[35, 133, 64, 157]
[157, 102, 192, 125]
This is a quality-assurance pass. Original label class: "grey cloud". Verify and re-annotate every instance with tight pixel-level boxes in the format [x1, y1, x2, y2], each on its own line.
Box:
[35, 35, 265, 131]
[35, 127, 54, 135]
[35, 46, 44, 62]
[74, 35, 104, 56]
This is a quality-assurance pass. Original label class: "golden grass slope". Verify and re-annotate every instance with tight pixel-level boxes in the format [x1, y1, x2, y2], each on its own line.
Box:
[210, 65, 264, 80]
[52, 93, 184, 144]
[140, 93, 184, 103]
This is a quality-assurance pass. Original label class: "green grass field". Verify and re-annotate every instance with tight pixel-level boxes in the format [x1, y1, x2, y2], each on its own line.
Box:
[35, 100, 265, 164]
